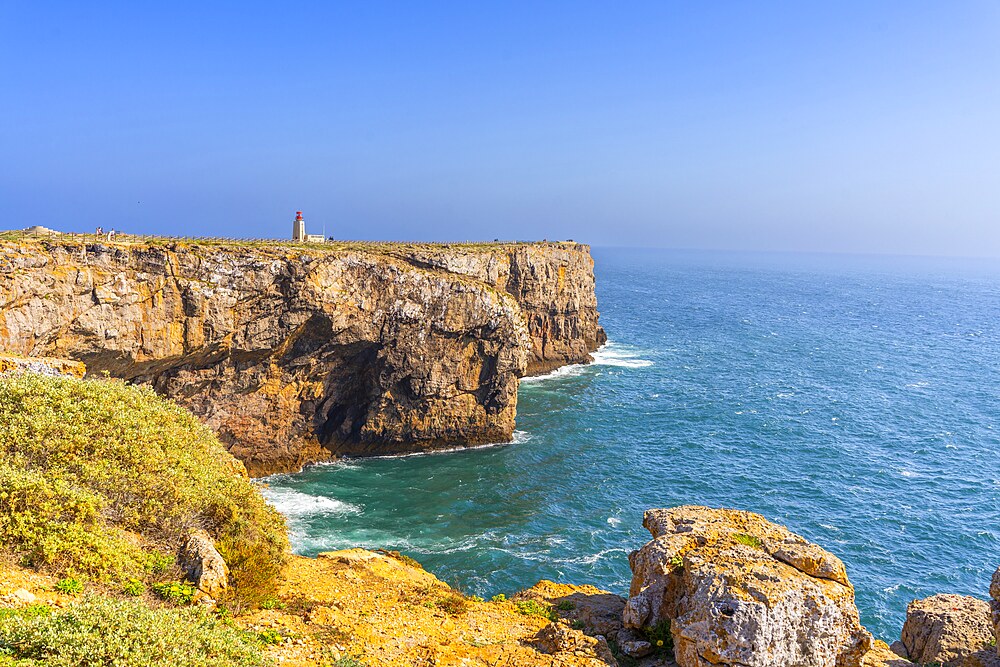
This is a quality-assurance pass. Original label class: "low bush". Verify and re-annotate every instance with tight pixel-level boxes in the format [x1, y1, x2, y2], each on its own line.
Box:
[0, 595, 271, 666]
[122, 578, 145, 596]
[259, 596, 284, 610]
[435, 594, 470, 616]
[53, 578, 83, 595]
[152, 581, 197, 605]
[513, 599, 555, 621]
[643, 619, 673, 652]
[0, 373, 288, 604]
[255, 628, 283, 646]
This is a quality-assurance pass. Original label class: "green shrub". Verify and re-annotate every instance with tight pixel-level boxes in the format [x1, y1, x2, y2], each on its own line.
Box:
[0, 604, 51, 621]
[152, 581, 197, 605]
[53, 577, 83, 595]
[122, 578, 145, 596]
[0, 464, 141, 578]
[513, 599, 555, 621]
[255, 628, 283, 645]
[555, 600, 574, 611]
[643, 619, 673, 652]
[144, 552, 175, 574]
[490, 593, 506, 603]
[435, 594, 469, 616]
[0, 595, 271, 666]
[0, 373, 288, 604]
[259, 596, 284, 610]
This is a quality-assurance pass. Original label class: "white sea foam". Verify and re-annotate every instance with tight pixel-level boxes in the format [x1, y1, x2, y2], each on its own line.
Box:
[557, 547, 630, 566]
[520, 342, 652, 384]
[592, 343, 654, 368]
[519, 362, 589, 383]
[260, 487, 362, 517]
[355, 431, 532, 460]
[607, 517, 622, 527]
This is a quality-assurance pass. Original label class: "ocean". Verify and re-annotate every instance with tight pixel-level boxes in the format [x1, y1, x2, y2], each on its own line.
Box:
[262, 247, 1000, 640]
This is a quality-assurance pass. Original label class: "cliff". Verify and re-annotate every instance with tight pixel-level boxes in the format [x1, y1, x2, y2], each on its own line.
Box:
[0, 239, 604, 475]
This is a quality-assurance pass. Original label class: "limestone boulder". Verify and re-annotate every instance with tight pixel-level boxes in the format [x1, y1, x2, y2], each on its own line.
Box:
[178, 529, 229, 601]
[535, 623, 618, 665]
[624, 505, 871, 667]
[899, 594, 993, 666]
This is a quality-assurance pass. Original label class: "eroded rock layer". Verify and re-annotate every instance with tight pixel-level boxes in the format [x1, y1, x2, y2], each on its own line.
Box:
[0, 240, 603, 474]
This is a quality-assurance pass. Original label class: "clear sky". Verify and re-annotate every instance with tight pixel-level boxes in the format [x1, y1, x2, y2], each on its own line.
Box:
[2, 2, 999, 255]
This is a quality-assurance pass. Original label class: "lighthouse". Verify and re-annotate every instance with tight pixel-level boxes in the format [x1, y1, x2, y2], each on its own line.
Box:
[292, 211, 306, 241]
[291, 211, 325, 243]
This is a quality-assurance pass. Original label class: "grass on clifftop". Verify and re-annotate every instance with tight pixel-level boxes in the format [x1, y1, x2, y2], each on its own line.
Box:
[0, 373, 288, 605]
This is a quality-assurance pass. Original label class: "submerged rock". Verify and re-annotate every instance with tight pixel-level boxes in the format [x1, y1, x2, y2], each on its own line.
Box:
[900, 594, 993, 666]
[624, 505, 871, 667]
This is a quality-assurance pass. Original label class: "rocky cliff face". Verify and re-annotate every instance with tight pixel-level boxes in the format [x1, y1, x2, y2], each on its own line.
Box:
[0, 240, 603, 474]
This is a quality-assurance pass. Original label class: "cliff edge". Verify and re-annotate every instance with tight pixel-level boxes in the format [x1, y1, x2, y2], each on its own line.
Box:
[0, 239, 604, 474]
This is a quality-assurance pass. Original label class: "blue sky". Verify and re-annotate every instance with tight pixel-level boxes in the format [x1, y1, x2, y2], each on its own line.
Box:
[2, 2, 999, 255]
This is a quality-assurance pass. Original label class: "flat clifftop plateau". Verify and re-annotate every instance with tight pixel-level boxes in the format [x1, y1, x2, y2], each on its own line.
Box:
[0, 239, 604, 474]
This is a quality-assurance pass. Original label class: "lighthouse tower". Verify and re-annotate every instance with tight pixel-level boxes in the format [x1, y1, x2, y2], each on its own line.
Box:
[292, 211, 306, 242]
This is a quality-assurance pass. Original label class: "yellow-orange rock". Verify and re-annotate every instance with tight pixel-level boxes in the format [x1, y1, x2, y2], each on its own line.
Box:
[248, 549, 618, 666]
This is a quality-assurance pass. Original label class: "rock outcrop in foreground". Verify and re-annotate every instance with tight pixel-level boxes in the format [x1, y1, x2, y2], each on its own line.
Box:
[898, 594, 994, 666]
[0, 239, 604, 475]
[624, 506, 872, 667]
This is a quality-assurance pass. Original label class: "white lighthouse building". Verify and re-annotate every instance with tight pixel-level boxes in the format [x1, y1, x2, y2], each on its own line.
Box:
[291, 211, 326, 243]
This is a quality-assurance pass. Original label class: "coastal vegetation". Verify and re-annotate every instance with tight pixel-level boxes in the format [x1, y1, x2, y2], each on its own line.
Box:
[0, 372, 288, 604]
[0, 596, 269, 667]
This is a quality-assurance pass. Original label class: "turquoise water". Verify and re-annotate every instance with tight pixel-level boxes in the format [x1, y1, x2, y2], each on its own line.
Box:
[263, 248, 1000, 640]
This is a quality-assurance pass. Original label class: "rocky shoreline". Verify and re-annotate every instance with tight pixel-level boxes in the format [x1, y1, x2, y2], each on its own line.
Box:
[4, 493, 997, 666]
[1, 251, 996, 665]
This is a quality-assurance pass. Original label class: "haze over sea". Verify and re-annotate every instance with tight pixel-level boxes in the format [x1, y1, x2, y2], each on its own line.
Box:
[264, 247, 1000, 640]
